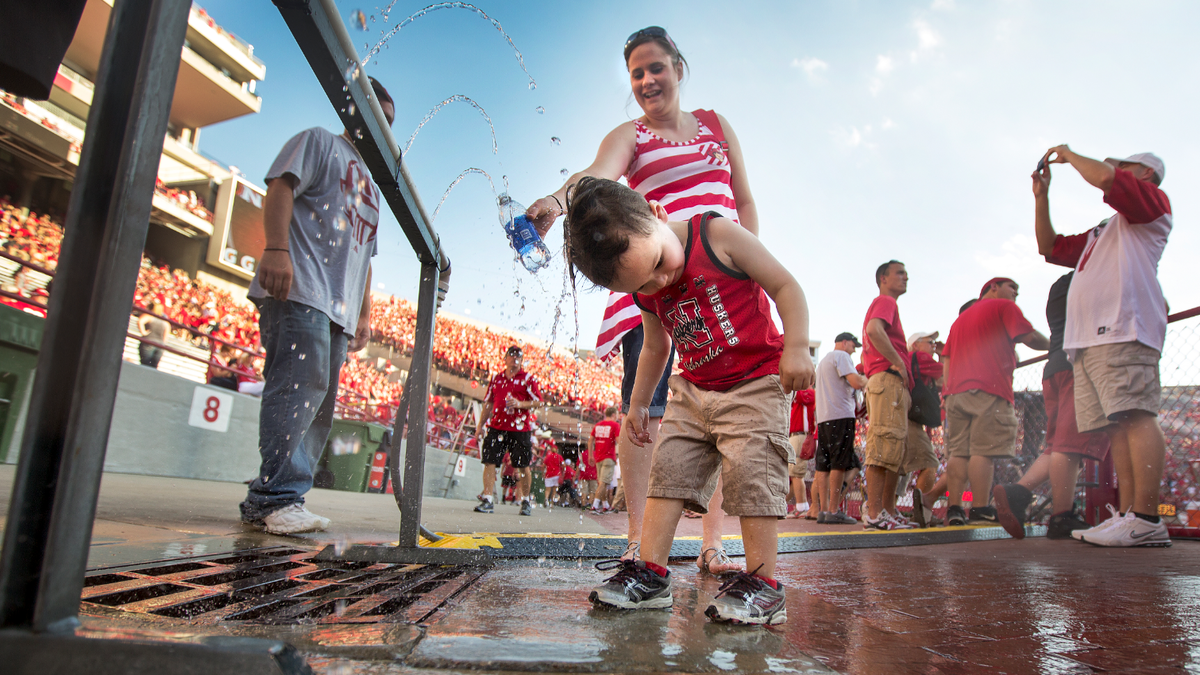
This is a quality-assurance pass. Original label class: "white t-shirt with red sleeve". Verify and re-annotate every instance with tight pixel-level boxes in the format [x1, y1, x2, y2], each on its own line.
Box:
[942, 298, 1035, 404]
[1046, 168, 1171, 356]
[482, 369, 542, 432]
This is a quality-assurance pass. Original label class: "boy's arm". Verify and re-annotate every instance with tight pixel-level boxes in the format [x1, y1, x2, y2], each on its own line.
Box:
[707, 218, 815, 393]
[626, 310, 671, 446]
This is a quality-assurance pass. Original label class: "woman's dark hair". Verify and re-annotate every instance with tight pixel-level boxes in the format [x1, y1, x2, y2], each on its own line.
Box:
[623, 26, 689, 75]
[563, 177, 656, 289]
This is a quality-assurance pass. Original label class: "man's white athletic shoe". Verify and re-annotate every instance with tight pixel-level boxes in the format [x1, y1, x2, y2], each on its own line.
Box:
[264, 503, 331, 534]
[1082, 513, 1171, 547]
[1071, 504, 1126, 542]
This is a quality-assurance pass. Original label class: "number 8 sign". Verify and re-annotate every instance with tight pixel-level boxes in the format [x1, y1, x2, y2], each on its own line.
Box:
[189, 386, 234, 432]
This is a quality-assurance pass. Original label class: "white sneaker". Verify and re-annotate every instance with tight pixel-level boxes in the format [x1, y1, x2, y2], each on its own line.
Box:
[1071, 504, 1125, 541]
[1083, 513, 1171, 547]
[883, 510, 915, 529]
[263, 503, 331, 534]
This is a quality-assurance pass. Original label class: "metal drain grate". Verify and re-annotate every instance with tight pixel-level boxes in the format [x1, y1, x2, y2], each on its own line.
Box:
[81, 546, 486, 625]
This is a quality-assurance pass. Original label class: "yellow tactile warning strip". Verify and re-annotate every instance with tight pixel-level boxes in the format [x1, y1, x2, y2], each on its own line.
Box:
[404, 523, 1038, 558]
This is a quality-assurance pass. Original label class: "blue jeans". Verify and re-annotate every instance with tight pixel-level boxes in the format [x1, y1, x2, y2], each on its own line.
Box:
[620, 323, 675, 418]
[240, 298, 348, 521]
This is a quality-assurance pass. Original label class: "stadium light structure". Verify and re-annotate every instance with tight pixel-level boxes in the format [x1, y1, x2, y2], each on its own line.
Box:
[0, 0, 478, 661]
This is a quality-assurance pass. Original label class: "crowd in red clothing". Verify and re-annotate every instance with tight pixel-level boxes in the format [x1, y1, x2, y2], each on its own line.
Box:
[154, 178, 214, 223]
[369, 295, 622, 415]
[1, 198, 63, 271]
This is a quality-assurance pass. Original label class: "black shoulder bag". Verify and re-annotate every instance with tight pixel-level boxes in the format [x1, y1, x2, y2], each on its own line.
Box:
[907, 353, 942, 428]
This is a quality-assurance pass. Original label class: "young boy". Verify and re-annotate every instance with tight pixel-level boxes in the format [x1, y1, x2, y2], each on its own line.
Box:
[563, 177, 814, 625]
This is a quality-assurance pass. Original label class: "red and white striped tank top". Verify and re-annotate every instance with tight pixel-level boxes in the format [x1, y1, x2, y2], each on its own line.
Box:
[595, 110, 739, 361]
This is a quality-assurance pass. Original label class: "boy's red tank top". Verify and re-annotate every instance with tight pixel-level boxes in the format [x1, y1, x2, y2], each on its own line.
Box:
[633, 212, 783, 392]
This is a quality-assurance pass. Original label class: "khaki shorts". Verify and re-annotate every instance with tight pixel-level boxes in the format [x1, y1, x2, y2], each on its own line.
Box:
[597, 458, 616, 487]
[902, 419, 939, 473]
[583, 479, 598, 497]
[648, 374, 792, 517]
[864, 371, 911, 472]
[1074, 341, 1162, 433]
[788, 434, 809, 480]
[945, 390, 1018, 458]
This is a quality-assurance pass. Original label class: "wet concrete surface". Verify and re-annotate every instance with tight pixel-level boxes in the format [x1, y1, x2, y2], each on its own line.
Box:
[4, 466, 1200, 673]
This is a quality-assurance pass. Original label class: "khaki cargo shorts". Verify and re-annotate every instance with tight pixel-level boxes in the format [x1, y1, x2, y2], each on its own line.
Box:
[864, 371, 911, 472]
[1074, 341, 1162, 433]
[647, 374, 792, 517]
[788, 433, 808, 480]
[945, 390, 1018, 458]
[902, 419, 940, 473]
[597, 458, 616, 487]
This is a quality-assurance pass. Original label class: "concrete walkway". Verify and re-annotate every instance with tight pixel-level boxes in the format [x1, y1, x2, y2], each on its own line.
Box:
[3, 465, 1198, 674]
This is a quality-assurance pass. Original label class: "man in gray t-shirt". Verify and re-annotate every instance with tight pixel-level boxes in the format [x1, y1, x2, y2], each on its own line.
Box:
[240, 78, 395, 535]
[813, 332, 868, 524]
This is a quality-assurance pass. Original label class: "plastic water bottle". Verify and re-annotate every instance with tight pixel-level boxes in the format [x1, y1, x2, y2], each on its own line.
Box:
[498, 193, 551, 272]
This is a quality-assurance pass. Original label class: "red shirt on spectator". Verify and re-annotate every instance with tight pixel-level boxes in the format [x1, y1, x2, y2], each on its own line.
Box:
[582, 455, 598, 481]
[912, 351, 942, 384]
[861, 296, 908, 380]
[544, 450, 563, 479]
[943, 298, 1035, 403]
[483, 369, 541, 432]
[563, 463, 576, 483]
[789, 389, 816, 435]
[591, 420, 620, 463]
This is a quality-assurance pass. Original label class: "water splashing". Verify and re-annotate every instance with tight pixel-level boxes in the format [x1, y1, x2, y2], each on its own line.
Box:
[431, 168, 498, 222]
[550, 136, 561, 146]
[405, 95, 497, 155]
[535, 106, 545, 114]
[362, 2, 536, 90]
[560, 168, 569, 178]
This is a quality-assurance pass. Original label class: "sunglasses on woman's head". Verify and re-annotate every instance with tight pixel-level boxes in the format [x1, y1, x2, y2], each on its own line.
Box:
[625, 26, 676, 53]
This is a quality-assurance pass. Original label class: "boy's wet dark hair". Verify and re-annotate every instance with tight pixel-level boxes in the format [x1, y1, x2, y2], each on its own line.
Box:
[563, 177, 657, 289]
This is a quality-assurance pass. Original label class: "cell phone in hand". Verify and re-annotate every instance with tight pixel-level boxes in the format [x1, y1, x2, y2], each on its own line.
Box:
[1037, 158, 1046, 172]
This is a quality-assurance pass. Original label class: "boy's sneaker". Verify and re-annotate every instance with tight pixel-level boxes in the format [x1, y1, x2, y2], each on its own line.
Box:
[1083, 513, 1171, 547]
[473, 499, 494, 514]
[519, 500, 533, 516]
[826, 511, 858, 524]
[862, 510, 911, 531]
[263, 504, 330, 535]
[704, 572, 787, 625]
[1072, 504, 1125, 541]
[887, 510, 914, 528]
[993, 484, 1033, 539]
[945, 505, 967, 526]
[589, 559, 673, 609]
[1046, 511, 1091, 540]
[967, 505, 998, 523]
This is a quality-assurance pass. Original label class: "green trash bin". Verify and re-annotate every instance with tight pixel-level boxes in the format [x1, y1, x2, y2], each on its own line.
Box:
[322, 418, 388, 492]
[0, 304, 44, 464]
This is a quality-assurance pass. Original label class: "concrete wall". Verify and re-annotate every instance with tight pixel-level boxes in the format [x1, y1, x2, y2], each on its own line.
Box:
[5, 360, 483, 502]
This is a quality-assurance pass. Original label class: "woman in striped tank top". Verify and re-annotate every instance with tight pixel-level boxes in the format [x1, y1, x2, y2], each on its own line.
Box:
[526, 27, 760, 576]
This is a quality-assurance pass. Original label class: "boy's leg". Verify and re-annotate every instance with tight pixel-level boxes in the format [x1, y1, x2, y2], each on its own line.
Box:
[697, 479, 740, 573]
[640, 497, 686, 568]
[1049, 452, 1083, 514]
[1019, 453, 1052, 492]
[740, 516, 778, 579]
[619, 420, 658, 544]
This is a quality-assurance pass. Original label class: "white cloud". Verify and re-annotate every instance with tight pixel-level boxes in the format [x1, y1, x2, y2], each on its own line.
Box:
[931, 0, 955, 10]
[833, 125, 875, 150]
[869, 78, 883, 96]
[882, 117, 895, 129]
[791, 57, 829, 82]
[875, 55, 895, 75]
[914, 19, 942, 51]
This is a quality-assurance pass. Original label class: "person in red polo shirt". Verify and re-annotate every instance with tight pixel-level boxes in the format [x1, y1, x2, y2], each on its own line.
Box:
[860, 260, 914, 530]
[588, 406, 621, 513]
[474, 345, 543, 516]
[941, 277, 1048, 526]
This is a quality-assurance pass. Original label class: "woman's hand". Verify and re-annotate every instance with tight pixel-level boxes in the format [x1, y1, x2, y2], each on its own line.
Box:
[526, 197, 563, 237]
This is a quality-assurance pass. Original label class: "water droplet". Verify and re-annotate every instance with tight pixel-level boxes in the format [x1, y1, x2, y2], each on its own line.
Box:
[550, 136, 561, 146]
[535, 106, 544, 114]
[350, 9, 367, 31]
[560, 168, 568, 178]
[334, 535, 349, 554]
[537, 555, 546, 566]
[578, 540, 585, 552]
[528, 82, 536, 90]
[354, 129, 363, 139]
[335, 599, 348, 616]
[293, 383, 299, 389]
[304, 401, 310, 408]
[299, 353, 307, 360]
[323, 203, 329, 211]
[336, 214, 349, 231]
[348, 102, 356, 116]
[291, 343, 297, 350]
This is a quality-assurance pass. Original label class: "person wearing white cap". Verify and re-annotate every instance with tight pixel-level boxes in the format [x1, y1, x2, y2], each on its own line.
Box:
[1033, 145, 1173, 548]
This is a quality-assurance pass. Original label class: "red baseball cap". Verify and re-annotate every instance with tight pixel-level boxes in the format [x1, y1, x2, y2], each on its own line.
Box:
[980, 277, 1015, 298]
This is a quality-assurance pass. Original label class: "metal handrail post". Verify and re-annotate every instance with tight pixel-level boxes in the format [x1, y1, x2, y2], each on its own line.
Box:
[0, 0, 191, 632]
[399, 260, 440, 547]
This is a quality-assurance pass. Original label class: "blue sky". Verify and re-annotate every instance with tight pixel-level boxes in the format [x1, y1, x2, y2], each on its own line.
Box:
[197, 0, 1200, 360]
